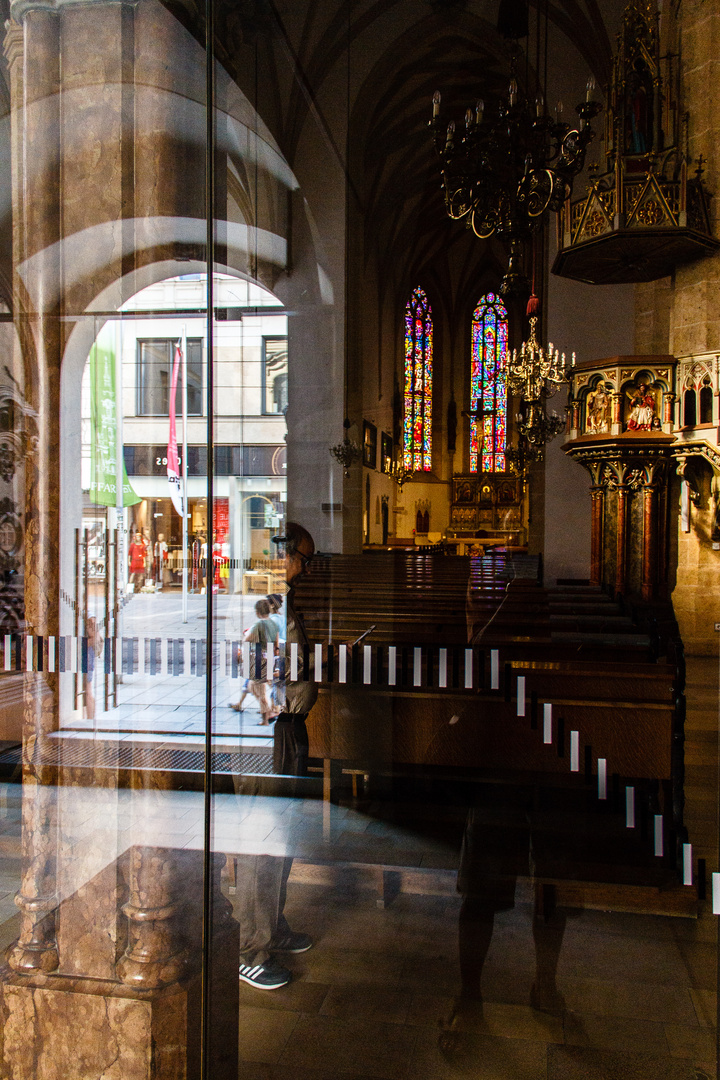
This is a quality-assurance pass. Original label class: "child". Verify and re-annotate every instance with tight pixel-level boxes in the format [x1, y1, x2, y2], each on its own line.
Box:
[231, 599, 279, 724]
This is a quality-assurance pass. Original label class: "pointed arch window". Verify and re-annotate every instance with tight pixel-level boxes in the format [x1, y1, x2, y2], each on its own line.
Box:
[470, 293, 508, 472]
[403, 287, 433, 471]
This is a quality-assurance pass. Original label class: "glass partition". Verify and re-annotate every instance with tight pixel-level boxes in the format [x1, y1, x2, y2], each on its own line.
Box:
[0, 2, 716, 1079]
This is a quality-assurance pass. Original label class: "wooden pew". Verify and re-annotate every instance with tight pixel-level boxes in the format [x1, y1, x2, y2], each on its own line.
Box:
[289, 550, 689, 913]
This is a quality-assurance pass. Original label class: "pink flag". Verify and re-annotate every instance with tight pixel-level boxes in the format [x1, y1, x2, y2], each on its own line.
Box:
[167, 343, 184, 518]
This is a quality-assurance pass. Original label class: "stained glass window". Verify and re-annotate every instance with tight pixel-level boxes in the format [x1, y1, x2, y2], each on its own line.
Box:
[470, 293, 508, 472]
[403, 287, 433, 471]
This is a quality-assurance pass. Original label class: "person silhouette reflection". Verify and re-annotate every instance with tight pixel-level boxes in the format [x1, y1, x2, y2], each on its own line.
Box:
[235, 523, 316, 991]
[443, 783, 567, 1043]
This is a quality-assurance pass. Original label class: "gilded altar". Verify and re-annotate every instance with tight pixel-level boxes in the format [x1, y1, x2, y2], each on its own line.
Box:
[448, 474, 525, 546]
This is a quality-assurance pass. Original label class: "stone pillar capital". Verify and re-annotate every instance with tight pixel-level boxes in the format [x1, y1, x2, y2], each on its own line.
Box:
[10, 0, 137, 21]
[3, 21, 24, 70]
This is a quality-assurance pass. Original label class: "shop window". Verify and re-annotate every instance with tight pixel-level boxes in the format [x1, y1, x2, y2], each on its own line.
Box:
[471, 293, 508, 472]
[137, 338, 203, 416]
[683, 388, 697, 427]
[700, 382, 713, 424]
[403, 287, 433, 471]
[263, 337, 288, 414]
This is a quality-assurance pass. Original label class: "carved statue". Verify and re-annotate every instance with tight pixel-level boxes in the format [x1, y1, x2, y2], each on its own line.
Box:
[626, 383, 656, 431]
[586, 381, 611, 433]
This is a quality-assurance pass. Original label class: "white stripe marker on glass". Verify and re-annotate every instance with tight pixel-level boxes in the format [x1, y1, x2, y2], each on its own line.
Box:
[290, 642, 298, 682]
[517, 675, 526, 717]
[116, 636, 123, 676]
[413, 648, 421, 687]
[465, 649, 473, 689]
[48, 636, 55, 674]
[25, 636, 32, 672]
[490, 649, 499, 690]
[184, 639, 192, 677]
[161, 638, 169, 677]
[338, 643, 347, 684]
[314, 643, 322, 682]
[712, 873, 720, 915]
[654, 814, 664, 857]
[683, 843, 692, 886]
[267, 643, 275, 681]
[138, 638, 145, 676]
[570, 731, 579, 772]
[625, 786, 635, 828]
[597, 758, 607, 800]
[241, 642, 250, 681]
[543, 703, 552, 744]
[4, 634, 10, 671]
[388, 646, 397, 687]
[363, 645, 371, 684]
[70, 636, 78, 674]
[438, 648, 447, 688]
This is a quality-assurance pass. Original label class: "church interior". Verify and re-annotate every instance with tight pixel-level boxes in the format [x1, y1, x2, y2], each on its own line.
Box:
[0, 0, 716, 1076]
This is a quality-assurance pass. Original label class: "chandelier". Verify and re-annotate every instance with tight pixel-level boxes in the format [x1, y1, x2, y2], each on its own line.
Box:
[430, 62, 602, 296]
[507, 315, 572, 399]
[391, 457, 414, 490]
[329, 419, 360, 477]
[507, 314, 571, 453]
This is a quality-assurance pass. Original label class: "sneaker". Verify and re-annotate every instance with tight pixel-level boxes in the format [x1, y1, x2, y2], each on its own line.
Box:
[238, 957, 291, 990]
[271, 930, 313, 954]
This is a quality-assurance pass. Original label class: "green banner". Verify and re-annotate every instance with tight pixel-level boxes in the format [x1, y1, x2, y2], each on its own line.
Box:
[89, 324, 140, 508]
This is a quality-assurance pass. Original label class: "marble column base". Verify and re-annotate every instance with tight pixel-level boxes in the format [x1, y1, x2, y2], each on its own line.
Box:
[0, 951, 239, 1080]
[0, 843, 239, 1080]
[0, 971, 197, 1080]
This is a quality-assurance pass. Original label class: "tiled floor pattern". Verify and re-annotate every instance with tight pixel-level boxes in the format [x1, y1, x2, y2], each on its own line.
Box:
[232, 882, 717, 1079]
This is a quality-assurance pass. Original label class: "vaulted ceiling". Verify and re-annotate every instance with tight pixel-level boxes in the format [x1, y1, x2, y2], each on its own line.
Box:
[163, 0, 625, 316]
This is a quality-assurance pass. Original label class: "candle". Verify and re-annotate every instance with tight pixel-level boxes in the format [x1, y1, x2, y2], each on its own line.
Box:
[432, 90, 441, 117]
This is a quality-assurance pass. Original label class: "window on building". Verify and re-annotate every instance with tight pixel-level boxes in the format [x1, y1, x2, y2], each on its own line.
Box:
[403, 287, 433, 471]
[471, 293, 508, 472]
[700, 380, 713, 424]
[263, 337, 288, 414]
[136, 338, 203, 416]
[683, 387, 697, 428]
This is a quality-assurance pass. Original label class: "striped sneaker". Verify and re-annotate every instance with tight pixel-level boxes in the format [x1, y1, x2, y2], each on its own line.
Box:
[271, 931, 313, 954]
[238, 958, 291, 990]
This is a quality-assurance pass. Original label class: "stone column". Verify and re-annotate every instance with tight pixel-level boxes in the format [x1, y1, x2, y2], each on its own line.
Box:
[570, 399, 581, 435]
[589, 486, 604, 587]
[116, 845, 190, 989]
[663, 392, 675, 428]
[615, 484, 628, 597]
[5, 3, 62, 976]
[642, 483, 657, 601]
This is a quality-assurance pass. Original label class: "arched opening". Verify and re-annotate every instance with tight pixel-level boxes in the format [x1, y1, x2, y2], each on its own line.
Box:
[700, 381, 713, 424]
[61, 270, 288, 727]
[683, 387, 697, 428]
